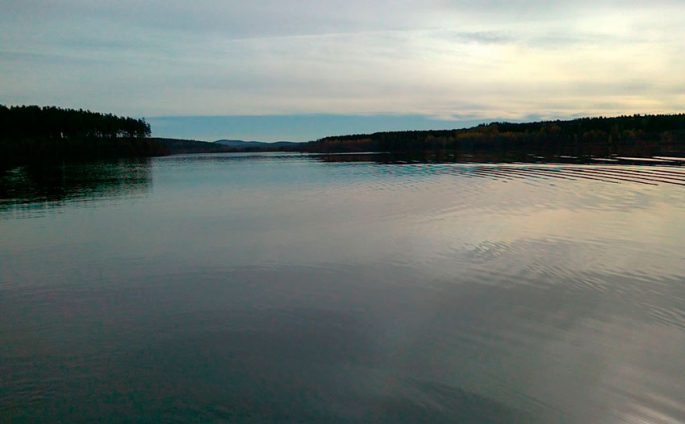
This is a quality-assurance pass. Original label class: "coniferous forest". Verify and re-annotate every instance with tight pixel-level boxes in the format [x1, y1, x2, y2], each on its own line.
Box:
[3, 105, 685, 167]
[300, 114, 685, 157]
[0, 105, 164, 167]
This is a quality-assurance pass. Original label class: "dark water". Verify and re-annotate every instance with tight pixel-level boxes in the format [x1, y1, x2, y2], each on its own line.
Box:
[2, 153, 685, 423]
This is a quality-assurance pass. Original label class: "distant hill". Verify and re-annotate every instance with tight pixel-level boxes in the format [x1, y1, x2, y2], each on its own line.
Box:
[135, 138, 298, 155]
[215, 139, 298, 151]
[151, 138, 233, 154]
[152, 138, 301, 154]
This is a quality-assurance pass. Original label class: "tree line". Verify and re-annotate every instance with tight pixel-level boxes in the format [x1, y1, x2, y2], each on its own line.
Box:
[0, 105, 151, 139]
[1, 105, 163, 167]
[300, 114, 685, 155]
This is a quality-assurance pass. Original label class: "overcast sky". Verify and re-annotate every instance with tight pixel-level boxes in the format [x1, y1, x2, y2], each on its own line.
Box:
[2, 1, 684, 140]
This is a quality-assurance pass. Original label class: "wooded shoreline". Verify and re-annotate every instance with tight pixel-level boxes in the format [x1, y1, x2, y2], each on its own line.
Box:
[3, 105, 685, 168]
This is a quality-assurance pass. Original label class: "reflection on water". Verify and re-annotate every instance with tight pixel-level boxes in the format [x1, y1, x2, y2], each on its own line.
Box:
[2, 153, 685, 422]
[0, 159, 152, 215]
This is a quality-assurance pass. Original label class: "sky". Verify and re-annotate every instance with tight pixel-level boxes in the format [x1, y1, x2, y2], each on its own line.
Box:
[2, 1, 684, 141]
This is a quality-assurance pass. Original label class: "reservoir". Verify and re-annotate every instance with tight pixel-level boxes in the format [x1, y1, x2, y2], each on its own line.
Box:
[2, 152, 685, 422]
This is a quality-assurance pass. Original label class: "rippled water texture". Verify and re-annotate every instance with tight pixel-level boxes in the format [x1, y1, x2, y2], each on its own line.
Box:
[2, 153, 685, 422]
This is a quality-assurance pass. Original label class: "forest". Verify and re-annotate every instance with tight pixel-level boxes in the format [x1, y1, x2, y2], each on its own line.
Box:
[300, 114, 685, 157]
[0, 105, 163, 166]
[4, 106, 685, 166]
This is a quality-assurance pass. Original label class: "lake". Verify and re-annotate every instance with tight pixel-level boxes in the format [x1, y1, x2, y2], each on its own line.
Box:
[2, 152, 685, 422]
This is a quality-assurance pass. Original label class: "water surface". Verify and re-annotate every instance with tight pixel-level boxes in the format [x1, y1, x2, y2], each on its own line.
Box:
[2, 153, 685, 422]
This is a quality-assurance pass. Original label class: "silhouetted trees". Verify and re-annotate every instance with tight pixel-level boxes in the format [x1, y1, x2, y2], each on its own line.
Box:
[0, 105, 150, 139]
[301, 114, 685, 156]
[1, 105, 162, 167]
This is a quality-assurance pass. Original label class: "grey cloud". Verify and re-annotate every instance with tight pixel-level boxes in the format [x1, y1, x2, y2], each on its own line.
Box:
[434, 30, 513, 44]
[1, 1, 684, 119]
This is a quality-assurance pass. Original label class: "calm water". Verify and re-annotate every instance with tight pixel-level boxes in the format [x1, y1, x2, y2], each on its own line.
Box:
[2, 153, 685, 423]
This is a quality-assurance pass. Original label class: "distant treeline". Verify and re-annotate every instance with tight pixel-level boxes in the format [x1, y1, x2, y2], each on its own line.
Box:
[1, 105, 164, 166]
[5, 107, 685, 167]
[149, 138, 234, 154]
[299, 114, 685, 156]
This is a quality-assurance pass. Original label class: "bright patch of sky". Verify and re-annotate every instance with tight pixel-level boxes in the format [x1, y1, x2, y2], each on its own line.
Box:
[2, 1, 684, 140]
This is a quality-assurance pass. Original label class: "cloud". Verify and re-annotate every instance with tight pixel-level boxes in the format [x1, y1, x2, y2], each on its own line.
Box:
[1, 0, 684, 124]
